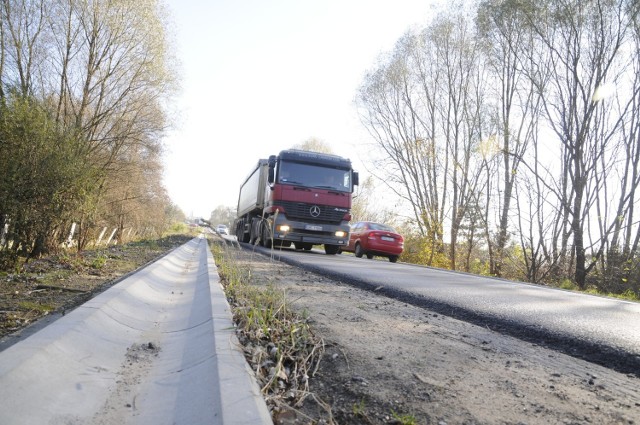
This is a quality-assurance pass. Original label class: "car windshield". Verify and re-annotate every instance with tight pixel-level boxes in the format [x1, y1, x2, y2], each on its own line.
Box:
[277, 161, 352, 193]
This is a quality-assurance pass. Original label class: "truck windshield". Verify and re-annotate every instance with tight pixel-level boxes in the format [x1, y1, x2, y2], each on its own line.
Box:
[277, 161, 352, 192]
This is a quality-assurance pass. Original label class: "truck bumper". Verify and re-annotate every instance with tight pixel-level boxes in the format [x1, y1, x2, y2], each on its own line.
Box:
[271, 215, 349, 246]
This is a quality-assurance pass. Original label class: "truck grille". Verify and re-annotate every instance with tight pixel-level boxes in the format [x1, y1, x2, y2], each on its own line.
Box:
[277, 201, 346, 224]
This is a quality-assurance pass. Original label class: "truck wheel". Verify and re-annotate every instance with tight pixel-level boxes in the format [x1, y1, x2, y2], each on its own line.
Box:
[262, 224, 272, 248]
[249, 219, 260, 244]
[303, 243, 313, 251]
[237, 223, 250, 243]
[324, 244, 339, 255]
[354, 243, 364, 258]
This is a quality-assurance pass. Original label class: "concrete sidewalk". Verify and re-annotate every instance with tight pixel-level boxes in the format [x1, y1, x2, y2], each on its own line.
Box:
[0, 236, 272, 424]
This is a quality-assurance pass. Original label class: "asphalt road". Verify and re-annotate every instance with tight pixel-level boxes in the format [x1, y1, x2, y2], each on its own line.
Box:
[240, 242, 640, 376]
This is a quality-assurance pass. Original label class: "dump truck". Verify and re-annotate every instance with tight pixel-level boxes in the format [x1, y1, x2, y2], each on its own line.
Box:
[234, 149, 359, 255]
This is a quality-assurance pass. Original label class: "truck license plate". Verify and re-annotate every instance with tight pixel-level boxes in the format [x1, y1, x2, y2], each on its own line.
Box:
[305, 225, 323, 231]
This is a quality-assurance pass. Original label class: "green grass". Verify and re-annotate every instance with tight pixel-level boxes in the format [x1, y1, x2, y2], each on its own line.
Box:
[352, 399, 366, 416]
[18, 301, 55, 313]
[90, 251, 107, 269]
[556, 279, 639, 302]
[392, 410, 418, 425]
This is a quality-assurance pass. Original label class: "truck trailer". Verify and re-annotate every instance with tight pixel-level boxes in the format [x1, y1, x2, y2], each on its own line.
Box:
[234, 149, 359, 255]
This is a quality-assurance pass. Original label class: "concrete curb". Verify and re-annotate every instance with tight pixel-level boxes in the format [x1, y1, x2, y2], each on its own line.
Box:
[0, 236, 272, 424]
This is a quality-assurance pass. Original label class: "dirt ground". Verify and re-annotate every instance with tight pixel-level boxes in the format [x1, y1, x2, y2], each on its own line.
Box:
[0, 235, 192, 341]
[229, 247, 640, 425]
[2, 235, 639, 424]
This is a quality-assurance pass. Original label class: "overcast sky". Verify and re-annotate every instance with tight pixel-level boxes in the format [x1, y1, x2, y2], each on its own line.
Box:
[163, 0, 440, 218]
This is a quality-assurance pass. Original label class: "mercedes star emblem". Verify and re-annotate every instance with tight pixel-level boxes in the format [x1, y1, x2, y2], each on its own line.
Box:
[309, 205, 321, 217]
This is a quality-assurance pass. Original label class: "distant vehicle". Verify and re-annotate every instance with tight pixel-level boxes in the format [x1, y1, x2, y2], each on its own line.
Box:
[216, 224, 229, 235]
[342, 221, 404, 263]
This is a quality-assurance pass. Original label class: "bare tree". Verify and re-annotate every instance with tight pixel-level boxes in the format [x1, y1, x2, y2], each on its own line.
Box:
[0, 0, 177, 263]
[0, 0, 46, 96]
[476, 0, 545, 277]
[517, 0, 637, 289]
[357, 32, 447, 265]
[358, 11, 491, 270]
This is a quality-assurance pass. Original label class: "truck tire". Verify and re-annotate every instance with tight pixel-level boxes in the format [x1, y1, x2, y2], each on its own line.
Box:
[262, 223, 272, 248]
[236, 222, 250, 243]
[249, 218, 261, 245]
[324, 244, 340, 255]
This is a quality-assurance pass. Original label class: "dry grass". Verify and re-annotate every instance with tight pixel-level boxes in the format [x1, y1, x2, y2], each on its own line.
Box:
[210, 240, 328, 420]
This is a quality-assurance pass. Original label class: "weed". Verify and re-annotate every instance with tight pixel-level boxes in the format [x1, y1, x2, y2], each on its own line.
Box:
[18, 301, 55, 313]
[166, 222, 188, 235]
[392, 410, 418, 425]
[352, 399, 366, 416]
[619, 289, 639, 301]
[90, 252, 107, 269]
[211, 240, 325, 413]
[559, 279, 577, 290]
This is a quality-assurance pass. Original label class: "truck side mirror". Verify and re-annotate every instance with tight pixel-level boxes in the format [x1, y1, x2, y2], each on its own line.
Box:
[268, 155, 276, 183]
[352, 171, 359, 187]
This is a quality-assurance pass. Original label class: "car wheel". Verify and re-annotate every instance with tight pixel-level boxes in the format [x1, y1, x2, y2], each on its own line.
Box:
[366, 253, 374, 259]
[389, 256, 398, 263]
[354, 243, 363, 258]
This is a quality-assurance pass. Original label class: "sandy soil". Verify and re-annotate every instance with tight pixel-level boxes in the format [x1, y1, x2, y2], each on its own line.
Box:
[231, 247, 640, 425]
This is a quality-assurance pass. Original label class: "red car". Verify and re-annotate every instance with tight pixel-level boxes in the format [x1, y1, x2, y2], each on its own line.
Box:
[343, 221, 404, 262]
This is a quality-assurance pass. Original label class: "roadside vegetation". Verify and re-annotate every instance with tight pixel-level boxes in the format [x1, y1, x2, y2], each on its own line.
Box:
[210, 240, 330, 422]
[0, 0, 183, 271]
[352, 0, 640, 301]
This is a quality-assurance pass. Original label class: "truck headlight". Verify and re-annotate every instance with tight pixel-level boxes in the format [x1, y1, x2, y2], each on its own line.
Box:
[279, 225, 290, 232]
[335, 230, 346, 238]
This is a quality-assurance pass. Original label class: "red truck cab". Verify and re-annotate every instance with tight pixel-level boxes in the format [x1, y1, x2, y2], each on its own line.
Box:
[235, 150, 358, 255]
